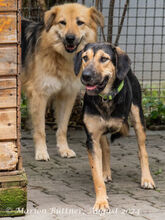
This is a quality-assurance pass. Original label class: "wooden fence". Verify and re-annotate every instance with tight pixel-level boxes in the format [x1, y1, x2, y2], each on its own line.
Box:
[0, 0, 27, 217]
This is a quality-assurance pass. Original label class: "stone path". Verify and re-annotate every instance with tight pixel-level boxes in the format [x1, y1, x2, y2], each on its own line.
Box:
[5, 127, 165, 220]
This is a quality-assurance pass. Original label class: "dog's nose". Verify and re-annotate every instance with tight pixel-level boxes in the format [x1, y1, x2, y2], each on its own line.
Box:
[82, 70, 93, 82]
[65, 34, 75, 44]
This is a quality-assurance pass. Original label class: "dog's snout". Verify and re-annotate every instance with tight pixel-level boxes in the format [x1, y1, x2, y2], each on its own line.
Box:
[82, 69, 93, 82]
[65, 34, 76, 44]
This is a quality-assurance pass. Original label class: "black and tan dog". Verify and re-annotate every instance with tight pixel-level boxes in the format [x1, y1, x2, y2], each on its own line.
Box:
[74, 43, 155, 211]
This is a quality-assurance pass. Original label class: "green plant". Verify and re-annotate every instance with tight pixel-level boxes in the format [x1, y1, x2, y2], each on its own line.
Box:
[21, 93, 28, 128]
[154, 168, 163, 175]
[142, 87, 165, 127]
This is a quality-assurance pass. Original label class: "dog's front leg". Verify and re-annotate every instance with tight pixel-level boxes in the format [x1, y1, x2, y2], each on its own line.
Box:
[29, 93, 50, 161]
[55, 92, 77, 158]
[100, 135, 112, 182]
[131, 104, 155, 189]
[87, 134, 109, 211]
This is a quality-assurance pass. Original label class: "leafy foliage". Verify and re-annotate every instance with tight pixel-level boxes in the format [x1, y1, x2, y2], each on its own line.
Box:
[21, 93, 28, 128]
[21, 87, 165, 128]
[142, 87, 165, 127]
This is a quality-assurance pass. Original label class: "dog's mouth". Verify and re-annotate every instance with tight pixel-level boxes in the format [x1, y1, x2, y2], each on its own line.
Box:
[64, 44, 77, 53]
[64, 38, 83, 53]
[83, 76, 109, 95]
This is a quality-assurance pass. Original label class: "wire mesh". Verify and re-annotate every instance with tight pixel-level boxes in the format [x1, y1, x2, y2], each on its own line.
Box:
[21, 0, 165, 100]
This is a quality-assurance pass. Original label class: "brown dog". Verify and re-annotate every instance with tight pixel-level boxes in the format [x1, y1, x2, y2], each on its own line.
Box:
[21, 3, 104, 160]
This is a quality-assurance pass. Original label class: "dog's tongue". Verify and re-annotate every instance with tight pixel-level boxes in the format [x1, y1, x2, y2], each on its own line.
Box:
[86, 85, 97, 90]
[67, 45, 75, 50]
[68, 46, 74, 50]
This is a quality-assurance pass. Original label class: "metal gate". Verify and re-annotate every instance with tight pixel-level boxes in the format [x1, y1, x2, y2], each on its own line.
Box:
[21, 0, 165, 100]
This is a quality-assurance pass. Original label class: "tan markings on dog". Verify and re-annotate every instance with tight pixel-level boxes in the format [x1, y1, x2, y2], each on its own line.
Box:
[131, 104, 155, 189]
[82, 49, 94, 68]
[84, 113, 130, 205]
[22, 3, 103, 160]
[108, 118, 123, 132]
[88, 141, 109, 211]
[120, 122, 129, 137]
[84, 114, 104, 138]
[116, 46, 125, 55]
[82, 49, 116, 95]
[95, 50, 116, 94]
[100, 135, 112, 182]
[84, 114, 124, 136]
[94, 50, 115, 75]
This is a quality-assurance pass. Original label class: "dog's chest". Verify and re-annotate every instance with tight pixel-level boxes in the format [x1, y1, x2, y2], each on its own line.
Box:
[41, 75, 62, 94]
[95, 101, 115, 120]
[40, 74, 80, 96]
[84, 113, 124, 135]
[35, 53, 81, 96]
[104, 117, 123, 133]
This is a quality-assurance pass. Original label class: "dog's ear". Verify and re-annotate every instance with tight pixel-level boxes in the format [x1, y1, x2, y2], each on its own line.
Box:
[115, 47, 131, 80]
[44, 7, 58, 32]
[74, 50, 83, 76]
[89, 7, 104, 27]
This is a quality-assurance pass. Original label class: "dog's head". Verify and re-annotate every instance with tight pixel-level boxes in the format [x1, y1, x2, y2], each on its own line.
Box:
[44, 3, 104, 55]
[74, 43, 131, 95]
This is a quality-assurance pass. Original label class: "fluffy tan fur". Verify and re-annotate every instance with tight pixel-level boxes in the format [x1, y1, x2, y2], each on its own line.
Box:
[21, 3, 104, 160]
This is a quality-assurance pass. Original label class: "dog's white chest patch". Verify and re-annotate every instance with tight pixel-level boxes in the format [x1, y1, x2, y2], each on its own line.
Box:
[40, 74, 80, 96]
[41, 76, 62, 95]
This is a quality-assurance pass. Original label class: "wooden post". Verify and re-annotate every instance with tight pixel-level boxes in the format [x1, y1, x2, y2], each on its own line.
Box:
[0, 0, 27, 216]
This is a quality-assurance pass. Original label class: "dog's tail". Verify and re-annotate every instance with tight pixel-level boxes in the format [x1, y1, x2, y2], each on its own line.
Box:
[111, 121, 129, 142]
[21, 18, 44, 66]
[21, 19, 32, 66]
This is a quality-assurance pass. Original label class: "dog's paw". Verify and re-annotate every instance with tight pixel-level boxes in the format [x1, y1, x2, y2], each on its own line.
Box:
[59, 148, 76, 158]
[93, 199, 109, 212]
[141, 177, 155, 189]
[104, 175, 112, 183]
[35, 149, 50, 161]
[103, 173, 112, 183]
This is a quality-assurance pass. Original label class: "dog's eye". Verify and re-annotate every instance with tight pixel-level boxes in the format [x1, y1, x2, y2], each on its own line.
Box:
[100, 57, 109, 63]
[59, 20, 66, 25]
[77, 20, 84, 26]
[82, 55, 88, 62]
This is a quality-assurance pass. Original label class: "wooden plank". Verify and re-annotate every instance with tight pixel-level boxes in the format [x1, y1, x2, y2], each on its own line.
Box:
[0, 89, 16, 108]
[0, 76, 17, 109]
[0, 141, 18, 170]
[0, 109, 17, 140]
[0, 46, 17, 75]
[0, 77, 16, 89]
[0, 173, 26, 182]
[0, 13, 17, 43]
[0, 0, 17, 11]
[0, 169, 24, 176]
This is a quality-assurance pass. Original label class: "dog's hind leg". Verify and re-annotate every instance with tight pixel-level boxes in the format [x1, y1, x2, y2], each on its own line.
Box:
[131, 104, 155, 189]
[100, 135, 112, 183]
[55, 92, 77, 158]
[29, 93, 50, 161]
